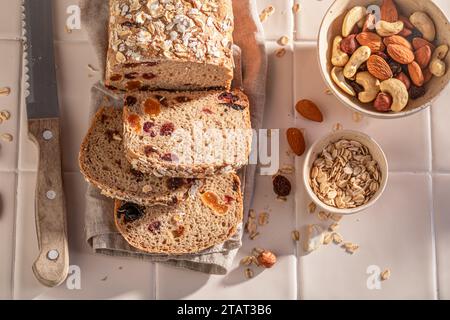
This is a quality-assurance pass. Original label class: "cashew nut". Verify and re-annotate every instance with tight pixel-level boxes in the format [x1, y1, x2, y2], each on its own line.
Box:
[343, 46, 371, 79]
[331, 36, 349, 67]
[410, 12, 436, 42]
[380, 78, 409, 112]
[375, 20, 404, 37]
[331, 67, 356, 96]
[342, 6, 366, 37]
[355, 72, 380, 103]
[430, 44, 449, 77]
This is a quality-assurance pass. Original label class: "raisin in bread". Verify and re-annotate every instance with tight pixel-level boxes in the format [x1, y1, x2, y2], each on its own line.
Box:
[123, 89, 252, 178]
[79, 106, 192, 206]
[114, 173, 243, 254]
[105, 0, 234, 92]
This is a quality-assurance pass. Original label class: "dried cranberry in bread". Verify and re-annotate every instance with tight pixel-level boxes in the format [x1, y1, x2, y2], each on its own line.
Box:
[105, 0, 234, 91]
[123, 89, 252, 178]
[114, 173, 243, 254]
[79, 106, 191, 206]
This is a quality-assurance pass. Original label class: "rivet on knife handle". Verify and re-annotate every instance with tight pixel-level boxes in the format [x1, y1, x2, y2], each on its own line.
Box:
[29, 118, 69, 287]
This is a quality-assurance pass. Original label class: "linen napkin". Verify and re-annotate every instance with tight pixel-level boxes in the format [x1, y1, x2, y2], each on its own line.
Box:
[80, 0, 267, 274]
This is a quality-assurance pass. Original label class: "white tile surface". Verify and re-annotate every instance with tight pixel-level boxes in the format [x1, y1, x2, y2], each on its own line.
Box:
[294, 0, 333, 41]
[13, 172, 155, 299]
[293, 43, 431, 173]
[257, 0, 294, 41]
[0, 0, 21, 40]
[431, 88, 450, 172]
[433, 174, 450, 299]
[0, 173, 16, 299]
[0, 40, 21, 172]
[297, 173, 436, 300]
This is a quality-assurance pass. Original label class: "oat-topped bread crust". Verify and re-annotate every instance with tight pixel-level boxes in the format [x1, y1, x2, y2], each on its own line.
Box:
[123, 89, 252, 178]
[114, 173, 243, 254]
[105, 0, 234, 91]
[79, 106, 192, 206]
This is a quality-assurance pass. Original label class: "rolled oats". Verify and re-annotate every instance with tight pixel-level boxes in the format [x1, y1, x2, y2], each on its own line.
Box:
[292, 230, 300, 241]
[245, 268, 254, 279]
[259, 5, 275, 22]
[309, 139, 382, 209]
[343, 242, 359, 254]
[329, 222, 339, 232]
[1, 133, 13, 142]
[308, 201, 317, 214]
[381, 269, 391, 281]
[323, 232, 333, 245]
[258, 212, 269, 226]
[250, 231, 260, 240]
[332, 232, 343, 244]
[317, 211, 330, 221]
[0, 110, 11, 121]
[0, 87, 11, 96]
[278, 36, 290, 46]
[275, 48, 286, 58]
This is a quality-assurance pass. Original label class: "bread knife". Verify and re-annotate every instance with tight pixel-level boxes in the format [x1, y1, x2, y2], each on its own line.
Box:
[22, 0, 69, 287]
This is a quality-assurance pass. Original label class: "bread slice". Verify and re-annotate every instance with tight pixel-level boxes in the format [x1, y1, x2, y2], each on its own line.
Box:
[79, 106, 192, 206]
[114, 173, 243, 254]
[105, 0, 234, 91]
[123, 89, 252, 178]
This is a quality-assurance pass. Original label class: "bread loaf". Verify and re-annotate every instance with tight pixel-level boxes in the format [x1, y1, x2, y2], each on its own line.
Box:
[79, 106, 192, 206]
[105, 0, 234, 91]
[114, 173, 243, 254]
[123, 89, 252, 178]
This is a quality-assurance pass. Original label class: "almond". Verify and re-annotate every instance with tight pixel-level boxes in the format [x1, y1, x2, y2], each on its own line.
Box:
[381, 0, 398, 23]
[295, 99, 324, 122]
[395, 72, 411, 90]
[408, 61, 425, 87]
[423, 68, 433, 84]
[412, 37, 436, 51]
[387, 44, 415, 64]
[399, 15, 415, 30]
[367, 55, 393, 80]
[356, 32, 384, 52]
[415, 45, 432, 69]
[383, 35, 412, 50]
[286, 128, 306, 156]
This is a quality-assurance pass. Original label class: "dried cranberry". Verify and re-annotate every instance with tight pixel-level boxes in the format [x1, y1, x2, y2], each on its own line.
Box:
[143, 121, 155, 133]
[126, 80, 142, 91]
[161, 153, 178, 162]
[224, 195, 234, 204]
[374, 51, 389, 60]
[144, 145, 158, 156]
[348, 80, 364, 94]
[202, 108, 214, 114]
[222, 103, 246, 111]
[273, 175, 291, 197]
[160, 122, 175, 136]
[167, 178, 185, 191]
[125, 96, 137, 106]
[110, 74, 122, 81]
[105, 85, 118, 91]
[407, 29, 424, 42]
[139, 85, 151, 92]
[142, 73, 156, 80]
[125, 72, 139, 79]
[154, 95, 169, 107]
[218, 92, 239, 103]
[124, 61, 158, 68]
[172, 225, 185, 238]
[148, 221, 161, 234]
[232, 180, 239, 192]
[130, 169, 144, 183]
[100, 114, 108, 124]
[117, 202, 144, 223]
[358, 62, 368, 72]
[121, 21, 140, 28]
[388, 60, 403, 76]
[105, 129, 120, 143]
[409, 85, 426, 99]
[175, 96, 192, 103]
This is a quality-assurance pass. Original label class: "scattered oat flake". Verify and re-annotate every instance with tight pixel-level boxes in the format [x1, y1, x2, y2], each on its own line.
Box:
[0, 110, 11, 121]
[1, 133, 13, 142]
[381, 269, 391, 281]
[332, 233, 343, 244]
[353, 112, 363, 123]
[259, 5, 275, 23]
[275, 48, 286, 58]
[100, 276, 108, 281]
[240, 256, 254, 266]
[330, 214, 343, 222]
[292, 230, 300, 241]
[277, 195, 287, 202]
[87, 64, 99, 72]
[250, 232, 260, 240]
[343, 242, 359, 254]
[278, 36, 290, 46]
[317, 211, 329, 221]
[279, 165, 295, 175]
[0, 87, 11, 96]
[308, 202, 317, 214]
[325, 88, 333, 95]
[245, 268, 254, 279]
[329, 223, 339, 232]
[333, 123, 343, 131]
[258, 212, 269, 226]
[252, 247, 264, 256]
[323, 232, 333, 245]
[65, 25, 73, 34]
[293, 3, 301, 14]
[249, 209, 256, 219]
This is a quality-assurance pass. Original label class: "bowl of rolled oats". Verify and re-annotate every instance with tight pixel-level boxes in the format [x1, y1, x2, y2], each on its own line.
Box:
[303, 130, 388, 215]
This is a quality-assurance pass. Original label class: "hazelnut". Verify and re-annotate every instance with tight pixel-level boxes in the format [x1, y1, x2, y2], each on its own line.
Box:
[257, 250, 277, 268]
[374, 92, 393, 112]
[340, 34, 359, 55]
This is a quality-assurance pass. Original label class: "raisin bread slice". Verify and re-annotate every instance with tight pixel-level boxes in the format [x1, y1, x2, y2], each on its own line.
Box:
[79, 106, 191, 206]
[123, 89, 252, 178]
[105, 0, 234, 92]
[114, 173, 243, 254]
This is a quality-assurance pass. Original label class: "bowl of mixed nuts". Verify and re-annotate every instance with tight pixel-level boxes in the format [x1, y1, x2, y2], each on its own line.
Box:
[303, 130, 388, 215]
[318, 0, 450, 118]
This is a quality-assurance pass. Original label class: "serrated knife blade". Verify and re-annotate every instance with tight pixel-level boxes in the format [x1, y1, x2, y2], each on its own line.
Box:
[22, 0, 69, 288]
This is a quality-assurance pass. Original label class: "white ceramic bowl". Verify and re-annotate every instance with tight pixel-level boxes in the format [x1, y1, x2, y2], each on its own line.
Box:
[303, 130, 389, 215]
[318, 0, 450, 119]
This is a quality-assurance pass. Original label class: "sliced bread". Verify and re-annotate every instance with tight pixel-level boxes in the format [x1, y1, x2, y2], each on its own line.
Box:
[79, 106, 192, 206]
[123, 89, 252, 178]
[114, 173, 243, 254]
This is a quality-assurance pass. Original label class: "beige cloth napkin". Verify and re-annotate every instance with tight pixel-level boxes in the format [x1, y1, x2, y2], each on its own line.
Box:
[80, 0, 267, 274]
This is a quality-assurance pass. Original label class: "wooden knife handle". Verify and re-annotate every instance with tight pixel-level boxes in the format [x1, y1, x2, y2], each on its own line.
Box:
[28, 118, 69, 287]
